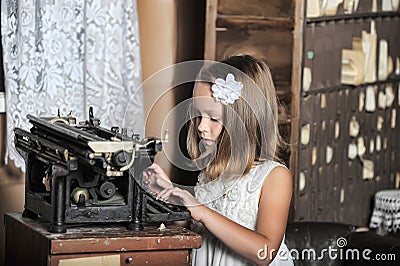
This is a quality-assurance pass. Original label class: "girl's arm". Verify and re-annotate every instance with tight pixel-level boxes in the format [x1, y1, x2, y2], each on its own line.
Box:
[157, 166, 292, 266]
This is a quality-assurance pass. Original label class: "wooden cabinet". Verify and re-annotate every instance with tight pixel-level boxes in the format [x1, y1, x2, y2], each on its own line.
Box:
[293, 1, 400, 226]
[204, 0, 294, 165]
[204, 0, 400, 226]
[4, 213, 201, 266]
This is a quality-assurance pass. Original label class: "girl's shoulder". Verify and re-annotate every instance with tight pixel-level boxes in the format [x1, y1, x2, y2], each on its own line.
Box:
[255, 159, 286, 170]
[247, 160, 289, 192]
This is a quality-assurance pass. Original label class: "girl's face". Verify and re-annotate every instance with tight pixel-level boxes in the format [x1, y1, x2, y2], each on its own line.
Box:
[193, 82, 224, 147]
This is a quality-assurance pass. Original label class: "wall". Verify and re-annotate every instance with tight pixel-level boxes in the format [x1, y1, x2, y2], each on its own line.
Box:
[138, 0, 205, 184]
[0, 174, 24, 265]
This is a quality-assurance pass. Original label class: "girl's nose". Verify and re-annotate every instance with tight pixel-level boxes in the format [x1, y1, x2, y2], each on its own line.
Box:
[197, 117, 209, 133]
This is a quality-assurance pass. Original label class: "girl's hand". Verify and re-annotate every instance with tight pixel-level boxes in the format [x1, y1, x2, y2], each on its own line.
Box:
[157, 187, 206, 222]
[143, 163, 174, 195]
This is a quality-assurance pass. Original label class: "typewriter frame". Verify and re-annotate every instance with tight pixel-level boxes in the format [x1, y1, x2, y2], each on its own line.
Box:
[14, 109, 190, 233]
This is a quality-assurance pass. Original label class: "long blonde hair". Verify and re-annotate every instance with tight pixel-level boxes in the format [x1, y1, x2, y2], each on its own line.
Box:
[187, 55, 281, 180]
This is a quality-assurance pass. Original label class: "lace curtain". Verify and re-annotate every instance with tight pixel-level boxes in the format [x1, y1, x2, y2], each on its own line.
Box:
[1, 0, 144, 171]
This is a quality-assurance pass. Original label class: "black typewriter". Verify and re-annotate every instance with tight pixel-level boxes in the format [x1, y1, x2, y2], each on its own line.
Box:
[14, 107, 190, 233]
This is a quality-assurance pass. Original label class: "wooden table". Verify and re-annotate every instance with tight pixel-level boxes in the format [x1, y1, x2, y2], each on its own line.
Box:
[4, 213, 201, 266]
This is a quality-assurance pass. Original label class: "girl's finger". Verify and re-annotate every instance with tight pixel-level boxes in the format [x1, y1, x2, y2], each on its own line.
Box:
[168, 188, 193, 205]
[156, 188, 173, 201]
[142, 171, 148, 179]
[146, 169, 154, 178]
[157, 187, 184, 204]
[148, 163, 161, 172]
[170, 189, 197, 206]
[156, 176, 173, 188]
[150, 163, 169, 177]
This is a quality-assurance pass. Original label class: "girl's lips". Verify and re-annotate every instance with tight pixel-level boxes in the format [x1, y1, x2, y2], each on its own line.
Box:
[200, 138, 214, 146]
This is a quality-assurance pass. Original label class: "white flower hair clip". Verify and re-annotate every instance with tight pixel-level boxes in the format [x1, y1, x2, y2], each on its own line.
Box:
[211, 73, 243, 105]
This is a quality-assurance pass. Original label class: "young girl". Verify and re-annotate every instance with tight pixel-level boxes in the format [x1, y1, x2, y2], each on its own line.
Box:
[144, 55, 293, 265]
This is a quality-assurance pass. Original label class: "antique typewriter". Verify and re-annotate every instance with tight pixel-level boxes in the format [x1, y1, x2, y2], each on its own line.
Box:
[14, 107, 190, 233]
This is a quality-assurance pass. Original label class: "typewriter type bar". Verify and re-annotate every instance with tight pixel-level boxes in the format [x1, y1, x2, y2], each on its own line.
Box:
[14, 108, 190, 233]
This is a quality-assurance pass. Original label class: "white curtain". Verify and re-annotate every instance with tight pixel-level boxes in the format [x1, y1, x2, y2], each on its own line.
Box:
[1, 0, 144, 171]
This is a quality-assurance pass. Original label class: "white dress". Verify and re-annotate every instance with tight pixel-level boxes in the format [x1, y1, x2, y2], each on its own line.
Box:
[192, 160, 294, 266]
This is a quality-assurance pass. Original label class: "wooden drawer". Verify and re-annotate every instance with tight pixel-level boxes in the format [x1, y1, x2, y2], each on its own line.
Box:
[49, 250, 190, 265]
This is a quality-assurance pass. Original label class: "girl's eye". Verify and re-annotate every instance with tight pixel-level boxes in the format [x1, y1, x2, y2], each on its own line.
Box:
[210, 117, 220, 122]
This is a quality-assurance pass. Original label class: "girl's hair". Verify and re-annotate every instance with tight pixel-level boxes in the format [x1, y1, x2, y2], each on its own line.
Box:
[187, 54, 282, 180]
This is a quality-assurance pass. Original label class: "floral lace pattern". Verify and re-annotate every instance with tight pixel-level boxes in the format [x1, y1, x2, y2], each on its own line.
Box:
[1, 0, 144, 171]
[194, 161, 281, 229]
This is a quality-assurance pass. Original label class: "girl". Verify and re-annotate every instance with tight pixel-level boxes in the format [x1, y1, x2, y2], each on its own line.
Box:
[145, 55, 293, 265]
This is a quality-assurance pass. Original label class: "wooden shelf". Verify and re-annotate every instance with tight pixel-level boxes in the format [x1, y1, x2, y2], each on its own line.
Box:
[307, 11, 400, 24]
[303, 78, 400, 96]
[217, 15, 294, 30]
